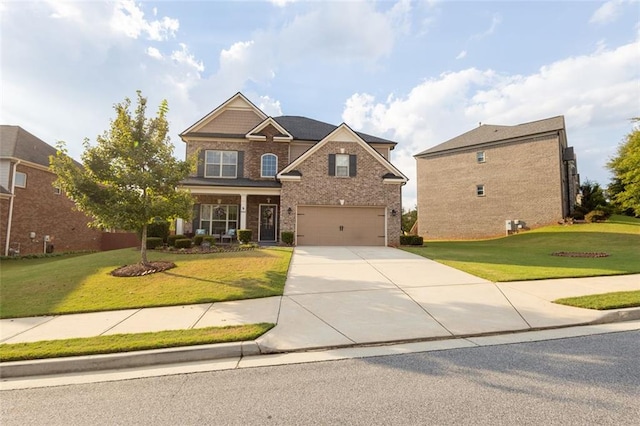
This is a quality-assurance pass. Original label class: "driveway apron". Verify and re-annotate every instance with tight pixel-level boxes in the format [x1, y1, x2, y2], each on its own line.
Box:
[257, 246, 530, 352]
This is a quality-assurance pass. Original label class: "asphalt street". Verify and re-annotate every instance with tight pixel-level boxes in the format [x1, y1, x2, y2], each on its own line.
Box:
[2, 330, 639, 425]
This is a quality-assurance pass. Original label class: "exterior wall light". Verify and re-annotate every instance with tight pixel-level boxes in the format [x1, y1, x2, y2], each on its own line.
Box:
[391, 209, 397, 217]
[287, 207, 292, 215]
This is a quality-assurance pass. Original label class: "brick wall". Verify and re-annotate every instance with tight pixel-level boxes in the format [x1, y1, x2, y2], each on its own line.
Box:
[280, 140, 402, 245]
[416, 136, 564, 239]
[4, 164, 102, 255]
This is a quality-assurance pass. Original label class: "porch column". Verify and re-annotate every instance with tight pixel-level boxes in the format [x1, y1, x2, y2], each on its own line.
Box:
[240, 193, 247, 229]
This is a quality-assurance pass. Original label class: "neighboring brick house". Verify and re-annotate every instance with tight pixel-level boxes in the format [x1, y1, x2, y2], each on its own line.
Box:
[178, 93, 407, 246]
[414, 116, 580, 240]
[0, 126, 102, 255]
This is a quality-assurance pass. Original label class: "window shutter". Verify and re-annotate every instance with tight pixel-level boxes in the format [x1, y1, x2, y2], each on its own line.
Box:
[237, 151, 244, 178]
[192, 204, 201, 233]
[197, 150, 205, 177]
[328, 154, 336, 176]
[349, 155, 357, 177]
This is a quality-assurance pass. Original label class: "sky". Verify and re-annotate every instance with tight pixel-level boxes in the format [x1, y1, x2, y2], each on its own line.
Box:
[2, 0, 639, 209]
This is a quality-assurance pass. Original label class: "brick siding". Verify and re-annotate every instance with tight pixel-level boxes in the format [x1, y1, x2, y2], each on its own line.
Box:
[1, 164, 101, 255]
[416, 136, 565, 239]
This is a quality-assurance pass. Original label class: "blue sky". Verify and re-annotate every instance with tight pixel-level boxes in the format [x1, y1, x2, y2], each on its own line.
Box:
[2, 0, 639, 208]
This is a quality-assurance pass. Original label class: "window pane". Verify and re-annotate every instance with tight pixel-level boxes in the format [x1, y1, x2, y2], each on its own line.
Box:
[222, 151, 237, 164]
[262, 154, 277, 177]
[206, 151, 220, 164]
[228, 205, 238, 220]
[201, 204, 212, 219]
[336, 155, 349, 166]
[14, 172, 26, 187]
[222, 164, 236, 177]
[205, 164, 220, 177]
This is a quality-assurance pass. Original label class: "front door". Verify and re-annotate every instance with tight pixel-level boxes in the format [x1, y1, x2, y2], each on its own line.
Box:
[259, 204, 277, 242]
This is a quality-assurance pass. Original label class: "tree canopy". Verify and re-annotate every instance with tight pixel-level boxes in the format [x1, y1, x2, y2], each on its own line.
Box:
[51, 91, 194, 264]
[607, 119, 640, 216]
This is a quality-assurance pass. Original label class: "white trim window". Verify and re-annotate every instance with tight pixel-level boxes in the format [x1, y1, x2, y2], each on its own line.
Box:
[476, 184, 486, 197]
[205, 150, 237, 178]
[335, 154, 349, 177]
[14, 171, 27, 188]
[200, 204, 238, 235]
[477, 151, 486, 163]
[261, 153, 277, 178]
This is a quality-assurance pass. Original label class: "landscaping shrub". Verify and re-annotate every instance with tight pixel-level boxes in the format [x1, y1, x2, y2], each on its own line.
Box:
[585, 210, 609, 223]
[281, 231, 294, 246]
[174, 238, 192, 249]
[145, 237, 164, 249]
[203, 236, 216, 245]
[400, 235, 424, 246]
[237, 229, 252, 244]
[147, 220, 170, 242]
[193, 235, 204, 246]
[167, 234, 186, 247]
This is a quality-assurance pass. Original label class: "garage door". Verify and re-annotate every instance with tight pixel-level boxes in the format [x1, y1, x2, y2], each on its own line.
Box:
[296, 206, 386, 246]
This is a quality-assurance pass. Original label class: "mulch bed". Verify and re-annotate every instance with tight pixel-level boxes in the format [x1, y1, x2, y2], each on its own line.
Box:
[551, 252, 610, 258]
[111, 261, 176, 277]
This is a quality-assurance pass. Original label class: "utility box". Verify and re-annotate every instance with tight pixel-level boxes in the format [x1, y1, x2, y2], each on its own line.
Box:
[505, 220, 513, 231]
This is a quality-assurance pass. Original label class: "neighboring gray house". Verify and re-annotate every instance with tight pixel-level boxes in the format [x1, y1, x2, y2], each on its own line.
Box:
[178, 93, 408, 246]
[414, 116, 580, 239]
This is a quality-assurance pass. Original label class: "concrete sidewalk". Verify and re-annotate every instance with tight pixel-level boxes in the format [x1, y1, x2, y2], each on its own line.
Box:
[1, 246, 639, 376]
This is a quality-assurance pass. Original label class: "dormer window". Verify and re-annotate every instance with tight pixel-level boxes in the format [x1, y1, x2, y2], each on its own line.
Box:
[261, 153, 277, 178]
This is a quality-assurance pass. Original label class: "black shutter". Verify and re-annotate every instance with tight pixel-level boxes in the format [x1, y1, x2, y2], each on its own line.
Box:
[328, 154, 336, 176]
[237, 151, 244, 178]
[197, 150, 205, 177]
[192, 204, 200, 235]
[349, 154, 357, 177]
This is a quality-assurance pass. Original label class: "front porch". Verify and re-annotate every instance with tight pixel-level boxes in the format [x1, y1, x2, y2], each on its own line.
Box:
[178, 189, 282, 244]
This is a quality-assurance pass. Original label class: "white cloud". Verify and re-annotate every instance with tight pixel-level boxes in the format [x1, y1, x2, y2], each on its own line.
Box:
[471, 13, 502, 40]
[342, 39, 640, 208]
[258, 96, 283, 117]
[456, 50, 467, 60]
[110, 0, 179, 41]
[46, 0, 82, 20]
[590, 0, 624, 24]
[171, 43, 204, 73]
[269, 0, 296, 7]
[146, 47, 163, 59]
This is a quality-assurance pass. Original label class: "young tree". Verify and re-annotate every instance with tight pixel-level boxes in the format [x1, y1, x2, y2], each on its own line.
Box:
[577, 179, 609, 214]
[51, 91, 194, 265]
[607, 118, 640, 216]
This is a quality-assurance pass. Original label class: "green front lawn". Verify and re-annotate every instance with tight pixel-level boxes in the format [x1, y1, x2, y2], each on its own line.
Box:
[0, 323, 274, 362]
[403, 215, 640, 282]
[554, 290, 640, 310]
[0, 247, 292, 319]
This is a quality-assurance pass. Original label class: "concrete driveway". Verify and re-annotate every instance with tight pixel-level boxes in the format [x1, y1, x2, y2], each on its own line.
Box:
[257, 246, 639, 352]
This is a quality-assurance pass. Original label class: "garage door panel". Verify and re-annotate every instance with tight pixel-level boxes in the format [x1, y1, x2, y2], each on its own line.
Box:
[297, 206, 385, 246]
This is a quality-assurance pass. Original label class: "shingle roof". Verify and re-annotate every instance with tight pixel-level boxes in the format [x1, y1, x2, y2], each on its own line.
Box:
[0, 125, 60, 167]
[181, 177, 282, 188]
[273, 116, 396, 145]
[415, 116, 565, 157]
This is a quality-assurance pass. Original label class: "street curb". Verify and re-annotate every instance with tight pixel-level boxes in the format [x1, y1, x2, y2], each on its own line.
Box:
[0, 341, 261, 379]
[2, 309, 639, 379]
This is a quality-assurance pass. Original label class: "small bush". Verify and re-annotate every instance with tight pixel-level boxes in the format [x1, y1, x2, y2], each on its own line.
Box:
[174, 238, 192, 249]
[585, 210, 609, 223]
[167, 234, 186, 247]
[147, 221, 171, 242]
[400, 235, 424, 246]
[237, 229, 252, 244]
[146, 237, 164, 249]
[281, 231, 294, 246]
[193, 235, 204, 246]
[203, 236, 216, 245]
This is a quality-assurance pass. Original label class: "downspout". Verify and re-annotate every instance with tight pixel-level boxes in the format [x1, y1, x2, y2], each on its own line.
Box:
[4, 160, 21, 256]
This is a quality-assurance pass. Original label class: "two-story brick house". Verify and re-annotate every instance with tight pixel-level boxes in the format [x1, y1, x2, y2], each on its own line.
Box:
[178, 93, 407, 246]
[0, 126, 103, 255]
[414, 116, 580, 239]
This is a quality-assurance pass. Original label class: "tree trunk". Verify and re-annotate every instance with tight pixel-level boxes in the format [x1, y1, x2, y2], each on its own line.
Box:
[140, 224, 149, 265]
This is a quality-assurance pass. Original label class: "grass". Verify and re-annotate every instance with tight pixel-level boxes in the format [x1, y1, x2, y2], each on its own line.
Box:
[403, 215, 640, 282]
[0, 323, 274, 362]
[554, 290, 640, 310]
[0, 247, 292, 319]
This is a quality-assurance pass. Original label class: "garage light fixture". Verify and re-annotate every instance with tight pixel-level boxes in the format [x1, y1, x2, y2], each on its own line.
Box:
[391, 209, 397, 217]
[287, 207, 292, 215]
